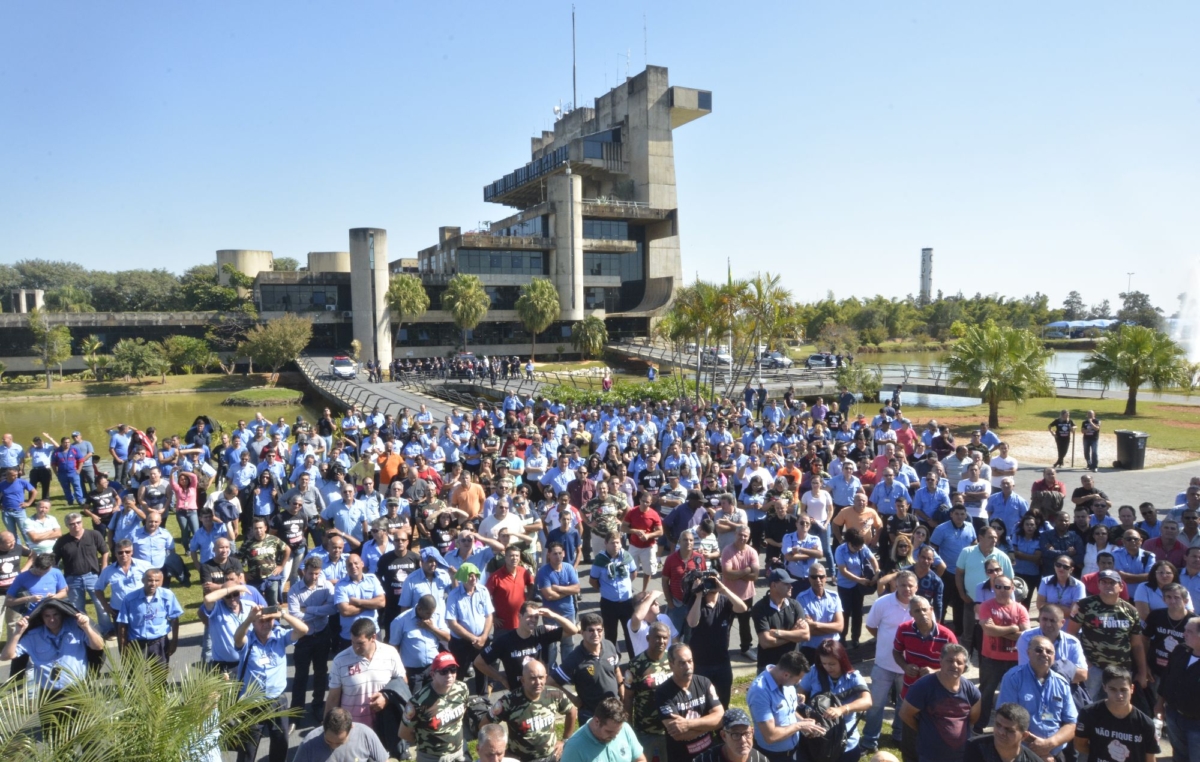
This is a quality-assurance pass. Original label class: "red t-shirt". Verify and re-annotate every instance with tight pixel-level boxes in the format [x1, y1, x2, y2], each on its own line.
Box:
[662, 550, 707, 604]
[892, 621, 959, 695]
[895, 428, 918, 456]
[977, 599, 1029, 661]
[624, 507, 663, 549]
[486, 565, 534, 630]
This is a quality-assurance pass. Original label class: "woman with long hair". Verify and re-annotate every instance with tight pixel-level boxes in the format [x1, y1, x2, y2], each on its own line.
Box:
[1082, 524, 1113, 575]
[169, 469, 200, 551]
[1011, 514, 1043, 608]
[798, 640, 872, 762]
[1134, 560, 1194, 620]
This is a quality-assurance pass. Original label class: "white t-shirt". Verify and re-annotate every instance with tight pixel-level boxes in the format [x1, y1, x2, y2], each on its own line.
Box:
[329, 642, 406, 728]
[957, 478, 992, 518]
[627, 613, 680, 656]
[803, 491, 833, 526]
[864, 592, 913, 673]
[989, 456, 1018, 489]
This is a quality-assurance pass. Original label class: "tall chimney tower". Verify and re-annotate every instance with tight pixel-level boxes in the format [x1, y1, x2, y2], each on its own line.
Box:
[919, 248, 933, 305]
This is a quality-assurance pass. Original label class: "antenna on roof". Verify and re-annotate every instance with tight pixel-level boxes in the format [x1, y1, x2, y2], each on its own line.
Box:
[572, 5, 577, 112]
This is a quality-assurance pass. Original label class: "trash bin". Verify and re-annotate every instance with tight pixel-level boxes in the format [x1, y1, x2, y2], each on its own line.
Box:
[1114, 430, 1150, 470]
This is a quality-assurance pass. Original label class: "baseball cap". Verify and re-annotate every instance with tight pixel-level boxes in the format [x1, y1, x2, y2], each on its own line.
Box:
[1097, 570, 1122, 583]
[768, 569, 796, 585]
[71, 431, 81, 437]
[431, 652, 459, 671]
[723, 708, 753, 729]
[420, 546, 452, 569]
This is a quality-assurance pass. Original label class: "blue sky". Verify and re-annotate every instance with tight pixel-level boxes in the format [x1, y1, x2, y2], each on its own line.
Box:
[2, 2, 1197, 314]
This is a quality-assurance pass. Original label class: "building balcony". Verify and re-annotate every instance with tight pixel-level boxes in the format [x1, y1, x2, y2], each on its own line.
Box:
[583, 238, 638, 253]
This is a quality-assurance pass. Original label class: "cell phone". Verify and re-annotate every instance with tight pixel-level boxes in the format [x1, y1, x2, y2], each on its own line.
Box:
[260, 605, 281, 617]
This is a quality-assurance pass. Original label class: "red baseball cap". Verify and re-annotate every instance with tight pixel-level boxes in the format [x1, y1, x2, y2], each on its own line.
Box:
[431, 652, 458, 671]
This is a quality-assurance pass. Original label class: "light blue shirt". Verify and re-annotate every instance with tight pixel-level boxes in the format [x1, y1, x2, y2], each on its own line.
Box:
[287, 579, 337, 633]
[188, 522, 230, 564]
[321, 498, 369, 543]
[782, 532, 823, 580]
[930, 521, 977, 571]
[1015, 628, 1088, 671]
[334, 574, 385, 639]
[445, 585, 494, 638]
[912, 487, 951, 519]
[388, 607, 447, 668]
[987, 492, 1031, 538]
[15, 620, 91, 690]
[203, 596, 252, 663]
[239, 627, 291, 698]
[29, 444, 54, 469]
[1037, 575, 1087, 610]
[747, 668, 800, 752]
[535, 563, 579, 620]
[118, 587, 184, 640]
[828, 474, 862, 507]
[869, 481, 908, 516]
[96, 560, 152, 613]
[110, 507, 143, 544]
[560, 718, 643, 762]
[1109, 547, 1155, 596]
[590, 551, 635, 602]
[0, 443, 24, 468]
[130, 525, 176, 569]
[796, 587, 843, 647]
[996, 664, 1078, 753]
[799, 668, 868, 747]
[398, 568, 453, 611]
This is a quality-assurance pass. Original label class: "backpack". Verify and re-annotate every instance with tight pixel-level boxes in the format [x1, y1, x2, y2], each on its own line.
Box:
[798, 671, 850, 762]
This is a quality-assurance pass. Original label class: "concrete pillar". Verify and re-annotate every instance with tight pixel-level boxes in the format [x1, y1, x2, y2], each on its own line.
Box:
[349, 228, 393, 367]
[12, 290, 26, 313]
[548, 171, 584, 321]
[31, 289, 44, 311]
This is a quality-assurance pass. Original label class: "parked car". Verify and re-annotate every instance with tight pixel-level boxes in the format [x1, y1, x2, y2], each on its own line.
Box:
[684, 342, 698, 354]
[761, 351, 794, 369]
[701, 348, 733, 366]
[805, 352, 834, 369]
[329, 354, 358, 380]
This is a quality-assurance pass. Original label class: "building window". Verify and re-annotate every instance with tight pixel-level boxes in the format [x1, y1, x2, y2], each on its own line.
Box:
[583, 219, 630, 240]
[458, 250, 550, 276]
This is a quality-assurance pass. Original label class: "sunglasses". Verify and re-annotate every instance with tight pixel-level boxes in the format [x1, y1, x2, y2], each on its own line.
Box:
[809, 574, 826, 580]
[434, 667, 457, 676]
[1055, 563, 1072, 570]
[986, 568, 1002, 574]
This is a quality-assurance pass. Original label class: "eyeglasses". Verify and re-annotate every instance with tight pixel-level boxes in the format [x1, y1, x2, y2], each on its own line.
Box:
[727, 730, 754, 740]
[986, 568, 1002, 574]
[993, 585, 1013, 591]
[1055, 563, 1073, 570]
[809, 574, 826, 580]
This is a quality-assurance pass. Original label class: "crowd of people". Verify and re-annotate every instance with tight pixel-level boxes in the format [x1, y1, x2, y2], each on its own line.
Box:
[370, 355, 537, 385]
[1, 387, 1199, 762]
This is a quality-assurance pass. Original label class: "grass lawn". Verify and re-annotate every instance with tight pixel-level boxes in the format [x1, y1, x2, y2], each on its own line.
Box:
[889, 396, 1200, 452]
[223, 387, 305, 405]
[0, 373, 267, 400]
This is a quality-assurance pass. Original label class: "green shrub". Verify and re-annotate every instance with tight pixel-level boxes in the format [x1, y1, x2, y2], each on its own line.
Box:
[541, 378, 713, 407]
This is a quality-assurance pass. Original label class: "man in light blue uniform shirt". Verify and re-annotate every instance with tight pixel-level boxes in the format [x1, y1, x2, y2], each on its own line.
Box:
[234, 605, 309, 762]
[389, 593, 451, 687]
[0, 601, 104, 690]
[1015, 604, 1087, 678]
[96, 539, 152, 635]
[398, 547, 454, 614]
[930, 506, 977, 573]
[869, 470, 908, 517]
[322, 485, 369, 548]
[333, 554, 385, 647]
[117, 568, 183, 665]
[200, 580, 253, 672]
[912, 474, 951, 524]
[828, 465, 862, 509]
[996, 635, 1078, 757]
[795, 563, 843, 654]
[986, 480, 1030, 538]
[0, 434, 25, 471]
[746, 651, 823, 762]
[1110, 530, 1155, 597]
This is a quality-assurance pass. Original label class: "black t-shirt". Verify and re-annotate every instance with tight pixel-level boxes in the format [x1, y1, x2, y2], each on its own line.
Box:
[200, 557, 239, 587]
[86, 487, 121, 526]
[1072, 487, 1108, 506]
[0, 543, 31, 591]
[764, 516, 794, 554]
[318, 418, 335, 437]
[639, 468, 666, 494]
[1145, 608, 1189, 677]
[272, 512, 309, 549]
[1075, 701, 1159, 762]
[53, 530, 108, 576]
[688, 595, 735, 664]
[694, 747, 769, 762]
[751, 596, 804, 671]
[553, 640, 621, 711]
[963, 735, 1043, 762]
[654, 675, 721, 762]
[1083, 418, 1102, 439]
[377, 549, 421, 602]
[481, 624, 564, 687]
[1051, 419, 1075, 439]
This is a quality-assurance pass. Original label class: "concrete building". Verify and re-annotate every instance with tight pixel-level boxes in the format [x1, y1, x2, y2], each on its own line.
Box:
[9, 288, 45, 314]
[349, 228, 392, 366]
[920, 248, 933, 305]
[399, 65, 710, 355]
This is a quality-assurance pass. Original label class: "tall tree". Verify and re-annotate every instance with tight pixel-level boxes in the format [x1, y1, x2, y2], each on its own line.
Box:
[160, 335, 214, 374]
[1116, 291, 1164, 330]
[816, 322, 858, 356]
[13, 259, 90, 290]
[27, 308, 72, 389]
[272, 257, 300, 271]
[80, 335, 104, 378]
[238, 314, 314, 384]
[571, 315, 609, 359]
[1062, 291, 1086, 321]
[1087, 299, 1111, 320]
[1079, 325, 1191, 415]
[514, 277, 561, 360]
[441, 274, 490, 352]
[384, 273, 431, 345]
[946, 320, 1054, 428]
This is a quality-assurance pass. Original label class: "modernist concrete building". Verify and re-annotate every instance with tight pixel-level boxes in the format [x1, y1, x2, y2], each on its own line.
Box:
[396, 65, 710, 355]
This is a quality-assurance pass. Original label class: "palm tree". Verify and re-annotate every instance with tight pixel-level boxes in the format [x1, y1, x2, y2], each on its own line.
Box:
[385, 273, 430, 344]
[514, 277, 561, 360]
[571, 315, 608, 359]
[45, 285, 94, 313]
[79, 335, 104, 379]
[1079, 325, 1192, 415]
[441, 274, 490, 352]
[0, 648, 287, 761]
[946, 320, 1054, 428]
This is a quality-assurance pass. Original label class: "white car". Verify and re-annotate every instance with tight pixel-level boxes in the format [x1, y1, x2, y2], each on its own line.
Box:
[761, 351, 794, 368]
[329, 355, 358, 380]
[701, 348, 733, 366]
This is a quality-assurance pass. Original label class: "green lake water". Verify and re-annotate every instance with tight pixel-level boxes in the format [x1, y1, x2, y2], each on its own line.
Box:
[2, 391, 324, 455]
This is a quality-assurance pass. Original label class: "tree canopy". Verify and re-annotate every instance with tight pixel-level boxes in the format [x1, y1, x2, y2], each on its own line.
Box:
[514, 277, 561, 360]
[1079, 325, 1191, 415]
[571, 315, 608, 359]
[945, 321, 1054, 427]
[385, 273, 431, 337]
[441, 274, 490, 351]
[27, 308, 72, 389]
[238, 313, 314, 381]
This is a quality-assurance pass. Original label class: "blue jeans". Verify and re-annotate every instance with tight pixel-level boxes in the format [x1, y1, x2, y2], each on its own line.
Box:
[3, 512, 25, 543]
[57, 472, 84, 505]
[175, 510, 199, 555]
[1166, 707, 1200, 762]
[813, 521, 835, 572]
[1083, 438, 1099, 470]
[862, 666, 905, 748]
[67, 572, 112, 634]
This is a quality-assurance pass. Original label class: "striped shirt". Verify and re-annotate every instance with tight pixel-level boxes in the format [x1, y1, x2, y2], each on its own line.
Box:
[893, 621, 958, 695]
